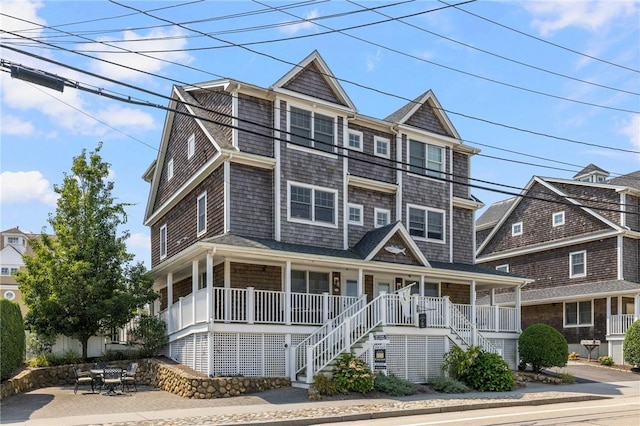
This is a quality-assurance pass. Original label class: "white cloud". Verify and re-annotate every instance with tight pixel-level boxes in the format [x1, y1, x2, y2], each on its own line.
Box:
[0, 171, 57, 206]
[127, 232, 150, 250]
[279, 10, 319, 35]
[83, 28, 193, 82]
[95, 105, 155, 131]
[0, 114, 35, 135]
[0, 0, 46, 61]
[619, 115, 640, 150]
[365, 50, 382, 72]
[525, 1, 639, 36]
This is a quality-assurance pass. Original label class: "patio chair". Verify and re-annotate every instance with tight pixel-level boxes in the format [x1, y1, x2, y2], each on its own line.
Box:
[73, 367, 94, 394]
[101, 367, 124, 395]
[122, 362, 138, 392]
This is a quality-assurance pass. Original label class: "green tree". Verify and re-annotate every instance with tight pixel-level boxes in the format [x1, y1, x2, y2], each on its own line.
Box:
[0, 299, 26, 380]
[518, 323, 568, 373]
[16, 143, 157, 360]
[623, 320, 640, 367]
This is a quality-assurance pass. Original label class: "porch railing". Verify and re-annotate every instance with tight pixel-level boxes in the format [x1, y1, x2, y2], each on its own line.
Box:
[608, 314, 635, 335]
[449, 303, 498, 354]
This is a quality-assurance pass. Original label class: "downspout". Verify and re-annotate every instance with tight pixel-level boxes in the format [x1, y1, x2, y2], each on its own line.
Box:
[390, 125, 401, 223]
[449, 147, 453, 263]
[344, 114, 356, 250]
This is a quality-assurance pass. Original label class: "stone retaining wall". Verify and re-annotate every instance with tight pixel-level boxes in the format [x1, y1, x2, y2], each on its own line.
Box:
[0, 358, 290, 400]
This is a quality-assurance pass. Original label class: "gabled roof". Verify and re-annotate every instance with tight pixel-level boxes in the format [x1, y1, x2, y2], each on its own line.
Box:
[476, 175, 626, 256]
[384, 90, 459, 139]
[573, 163, 609, 179]
[176, 86, 232, 150]
[607, 170, 640, 191]
[271, 50, 356, 111]
[476, 197, 517, 230]
[352, 221, 430, 267]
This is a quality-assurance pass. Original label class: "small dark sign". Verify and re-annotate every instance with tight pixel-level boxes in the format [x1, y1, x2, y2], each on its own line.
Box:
[374, 348, 386, 369]
[418, 313, 427, 328]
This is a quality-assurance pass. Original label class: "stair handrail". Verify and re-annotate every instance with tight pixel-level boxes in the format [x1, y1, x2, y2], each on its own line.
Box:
[304, 293, 386, 382]
[293, 295, 365, 376]
[448, 303, 498, 354]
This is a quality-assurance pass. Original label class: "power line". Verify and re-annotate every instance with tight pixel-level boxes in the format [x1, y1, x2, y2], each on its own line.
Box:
[2, 58, 636, 213]
[439, 0, 640, 74]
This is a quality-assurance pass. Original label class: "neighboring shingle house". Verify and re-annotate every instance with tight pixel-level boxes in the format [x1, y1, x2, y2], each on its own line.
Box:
[476, 165, 640, 364]
[143, 51, 529, 384]
[0, 227, 37, 316]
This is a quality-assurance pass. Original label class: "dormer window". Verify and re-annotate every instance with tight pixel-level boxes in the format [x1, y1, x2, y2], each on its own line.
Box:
[512, 222, 523, 236]
[289, 106, 334, 153]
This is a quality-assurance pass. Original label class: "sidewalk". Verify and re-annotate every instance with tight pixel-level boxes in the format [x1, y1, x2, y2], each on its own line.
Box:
[1, 364, 638, 426]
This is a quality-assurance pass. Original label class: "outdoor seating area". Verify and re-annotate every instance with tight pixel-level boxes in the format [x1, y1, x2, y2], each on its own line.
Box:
[74, 362, 138, 396]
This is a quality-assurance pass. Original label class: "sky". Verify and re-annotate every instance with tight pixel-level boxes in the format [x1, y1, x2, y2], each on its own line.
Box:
[1, 0, 639, 267]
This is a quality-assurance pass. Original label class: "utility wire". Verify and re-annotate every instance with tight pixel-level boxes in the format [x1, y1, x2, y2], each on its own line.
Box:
[439, 0, 640, 74]
[2, 58, 637, 213]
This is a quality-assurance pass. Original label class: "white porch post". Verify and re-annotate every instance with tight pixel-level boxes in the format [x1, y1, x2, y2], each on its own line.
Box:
[285, 261, 292, 325]
[515, 284, 522, 332]
[492, 289, 499, 332]
[380, 291, 388, 326]
[247, 287, 255, 324]
[192, 259, 198, 326]
[443, 296, 451, 328]
[322, 292, 330, 323]
[470, 281, 477, 345]
[357, 268, 364, 297]
[167, 272, 173, 334]
[224, 261, 231, 323]
[606, 296, 611, 336]
[206, 251, 214, 322]
[420, 275, 425, 296]
[634, 294, 640, 322]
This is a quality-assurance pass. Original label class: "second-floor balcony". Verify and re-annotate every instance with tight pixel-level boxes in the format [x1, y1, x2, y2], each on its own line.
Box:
[158, 287, 519, 335]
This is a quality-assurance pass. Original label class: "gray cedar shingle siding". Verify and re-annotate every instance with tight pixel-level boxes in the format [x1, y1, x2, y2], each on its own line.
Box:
[452, 151, 469, 199]
[238, 94, 274, 157]
[347, 186, 395, 248]
[479, 182, 612, 256]
[230, 263, 282, 291]
[404, 101, 452, 137]
[482, 238, 618, 292]
[624, 194, 639, 231]
[229, 164, 273, 239]
[191, 88, 234, 145]
[282, 62, 344, 106]
[347, 123, 396, 184]
[150, 167, 224, 267]
[154, 103, 219, 211]
[623, 237, 639, 281]
[552, 183, 620, 227]
[452, 207, 473, 264]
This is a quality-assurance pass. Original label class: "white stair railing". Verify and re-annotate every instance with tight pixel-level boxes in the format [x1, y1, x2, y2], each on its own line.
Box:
[292, 295, 366, 379]
[303, 294, 385, 383]
[449, 303, 498, 354]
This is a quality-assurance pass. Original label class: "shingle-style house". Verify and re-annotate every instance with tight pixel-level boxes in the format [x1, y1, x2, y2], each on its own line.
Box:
[476, 165, 640, 364]
[0, 227, 37, 316]
[144, 51, 529, 385]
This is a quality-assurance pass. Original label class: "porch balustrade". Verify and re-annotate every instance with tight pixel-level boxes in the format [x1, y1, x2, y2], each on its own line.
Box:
[158, 287, 519, 335]
[608, 314, 635, 335]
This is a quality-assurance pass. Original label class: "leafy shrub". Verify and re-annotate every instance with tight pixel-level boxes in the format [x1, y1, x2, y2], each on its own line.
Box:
[26, 332, 56, 359]
[442, 345, 482, 379]
[557, 372, 575, 384]
[97, 349, 142, 362]
[26, 349, 82, 367]
[332, 353, 374, 395]
[598, 356, 614, 367]
[129, 315, 168, 357]
[427, 376, 469, 393]
[461, 351, 514, 391]
[518, 323, 568, 373]
[313, 373, 339, 396]
[0, 300, 25, 380]
[373, 373, 413, 396]
[27, 354, 51, 368]
[568, 352, 580, 360]
[623, 320, 640, 367]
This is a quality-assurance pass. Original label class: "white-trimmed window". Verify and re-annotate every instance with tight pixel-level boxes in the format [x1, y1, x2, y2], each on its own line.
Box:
[0, 268, 8, 275]
[3, 290, 15, 301]
[374, 208, 391, 228]
[187, 133, 195, 159]
[197, 192, 207, 236]
[564, 300, 593, 327]
[291, 270, 330, 294]
[409, 140, 443, 178]
[407, 205, 445, 242]
[7, 237, 19, 244]
[553, 211, 565, 227]
[374, 136, 390, 159]
[167, 158, 174, 181]
[347, 130, 363, 151]
[496, 264, 509, 273]
[570, 250, 586, 278]
[289, 106, 334, 153]
[347, 203, 363, 226]
[159, 224, 167, 259]
[288, 182, 337, 227]
[512, 222, 523, 236]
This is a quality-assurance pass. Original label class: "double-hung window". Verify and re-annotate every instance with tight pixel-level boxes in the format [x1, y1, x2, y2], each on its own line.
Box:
[408, 205, 445, 242]
[570, 250, 586, 278]
[409, 140, 443, 178]
[197, 192, 207, 236]
[564, 300, 592, 327]
[291, 270, 330, 294]
[159, 224, 167, 259]
[288, 182, 337, 226]
[348, 203, 363, 226]
[289, 106, 334, 153]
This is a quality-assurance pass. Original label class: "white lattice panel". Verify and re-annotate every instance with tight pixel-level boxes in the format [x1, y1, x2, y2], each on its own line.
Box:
[502, 339, 518, 370]
[184, 336, 195, 369]
[385, 335, 407, 380]
[263, 334, 286, 377]
[212, 333, 240, 376]
[238, 334, 263, 376]
[170, 338, 186, 364]
[406, 336, 427, 383]
[427, 336, 445, 379]
[194, 333, 209, 375]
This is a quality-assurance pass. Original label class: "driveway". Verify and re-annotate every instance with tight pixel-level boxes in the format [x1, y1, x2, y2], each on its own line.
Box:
[557, 362, 639, 383]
